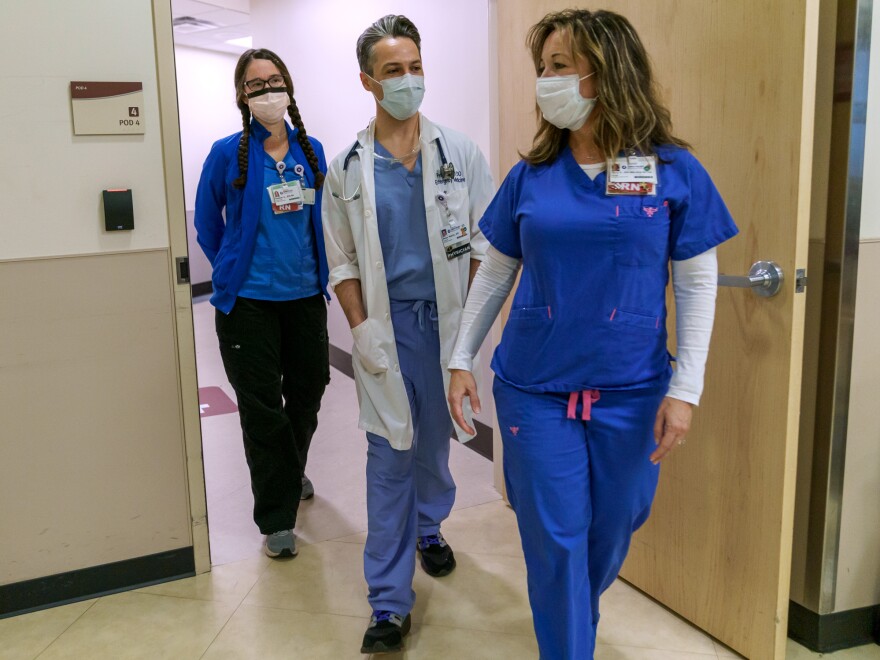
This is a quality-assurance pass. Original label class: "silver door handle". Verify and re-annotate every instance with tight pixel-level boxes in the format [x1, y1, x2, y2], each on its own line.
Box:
[717, 261, 784, 297]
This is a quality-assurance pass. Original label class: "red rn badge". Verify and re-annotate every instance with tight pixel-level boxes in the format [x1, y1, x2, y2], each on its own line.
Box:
[606, 181, 656, 196]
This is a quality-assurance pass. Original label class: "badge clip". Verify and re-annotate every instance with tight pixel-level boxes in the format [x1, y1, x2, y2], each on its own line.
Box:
[439, 162, 455, 181]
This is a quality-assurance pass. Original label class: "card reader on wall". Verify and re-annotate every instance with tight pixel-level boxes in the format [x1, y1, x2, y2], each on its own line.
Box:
[102, 188, 134, 231]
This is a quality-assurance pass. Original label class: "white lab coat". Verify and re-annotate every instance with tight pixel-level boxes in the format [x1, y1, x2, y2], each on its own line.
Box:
[321, 115, 494, 450]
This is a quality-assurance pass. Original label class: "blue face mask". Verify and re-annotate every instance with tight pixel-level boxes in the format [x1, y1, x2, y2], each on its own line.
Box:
[367, 72, 425, 120]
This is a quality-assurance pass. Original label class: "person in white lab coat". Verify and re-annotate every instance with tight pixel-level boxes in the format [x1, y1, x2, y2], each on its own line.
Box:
[321, 14, 494, 655]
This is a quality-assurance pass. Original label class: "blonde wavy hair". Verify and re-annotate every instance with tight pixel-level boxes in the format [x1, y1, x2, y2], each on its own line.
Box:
[523, 9, 689, 165]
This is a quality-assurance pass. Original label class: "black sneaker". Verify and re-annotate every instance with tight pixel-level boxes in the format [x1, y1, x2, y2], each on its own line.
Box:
[417, 532, 456, 577]
[360, 610, 412, 654]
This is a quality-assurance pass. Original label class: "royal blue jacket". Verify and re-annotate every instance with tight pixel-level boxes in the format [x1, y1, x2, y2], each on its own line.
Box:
[195, 120, 329, 314]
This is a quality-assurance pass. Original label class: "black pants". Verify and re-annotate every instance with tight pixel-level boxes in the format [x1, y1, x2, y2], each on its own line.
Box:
[215, 295, 330, 534]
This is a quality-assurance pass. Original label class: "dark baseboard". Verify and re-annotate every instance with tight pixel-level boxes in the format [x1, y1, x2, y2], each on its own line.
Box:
[328, 343, 493, 461]
[0, 546, 195, 619]
[467, 419, 494, 461]
[328, 342, 354, 379]
[788, 599, 880, 652]
[191, 281, 212, 298]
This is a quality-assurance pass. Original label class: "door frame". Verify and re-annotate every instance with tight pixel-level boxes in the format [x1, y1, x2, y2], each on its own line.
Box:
[810, 0, 875, 615]
[152, 0, 211, 575]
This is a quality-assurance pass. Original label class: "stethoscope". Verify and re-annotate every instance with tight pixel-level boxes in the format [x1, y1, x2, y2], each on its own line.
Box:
[330, 137, 456, 203]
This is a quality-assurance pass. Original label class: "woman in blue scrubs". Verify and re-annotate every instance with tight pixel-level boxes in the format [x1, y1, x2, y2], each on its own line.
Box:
[195, 48, 330, 559]
[448, 9, 738, 659]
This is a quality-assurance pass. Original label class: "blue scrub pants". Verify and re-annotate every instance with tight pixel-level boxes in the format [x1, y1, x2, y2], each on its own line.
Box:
[364, 300, 456, 615]
[493, 378, 666, 660]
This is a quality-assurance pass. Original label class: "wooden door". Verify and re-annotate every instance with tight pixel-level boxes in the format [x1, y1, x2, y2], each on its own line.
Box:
[495, 2, 821, 658]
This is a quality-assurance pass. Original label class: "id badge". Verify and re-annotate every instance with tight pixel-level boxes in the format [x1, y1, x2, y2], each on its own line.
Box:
[441, 221, 471, 260]
[606, 155, 658, 196]
[268, 180, 304, 214]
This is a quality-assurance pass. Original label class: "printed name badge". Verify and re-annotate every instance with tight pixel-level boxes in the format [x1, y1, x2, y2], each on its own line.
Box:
[606, 155, 658, 196]
[441, 221, 471, 260]
[268, 180, 304, 214]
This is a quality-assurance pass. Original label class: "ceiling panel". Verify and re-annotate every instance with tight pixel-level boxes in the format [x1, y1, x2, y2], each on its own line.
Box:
[171, 0, 249, 17]
[171, 0, 223, 18]
[171, 0, 250, 54]
[197, 8, 250, 26]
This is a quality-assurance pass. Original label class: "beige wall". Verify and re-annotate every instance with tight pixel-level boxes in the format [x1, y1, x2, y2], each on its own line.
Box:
[0, 252, 191, 583]
[0, 0, 195, 585]
[835, 241, 880, 611]
[0, 3, 171, 260]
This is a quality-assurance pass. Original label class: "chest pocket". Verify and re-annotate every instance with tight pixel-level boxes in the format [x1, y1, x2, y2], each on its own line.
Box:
[613, 199, 671, 267]
[439, 187, 469, 223]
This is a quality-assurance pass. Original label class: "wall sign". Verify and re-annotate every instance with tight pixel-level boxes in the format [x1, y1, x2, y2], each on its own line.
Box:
[70, 81, 145, 135]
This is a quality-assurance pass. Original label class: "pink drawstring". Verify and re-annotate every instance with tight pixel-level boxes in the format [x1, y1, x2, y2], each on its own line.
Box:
[581, 390, 600, 420]
[566, 390, 601, 420]
[567, 392, 578, 419]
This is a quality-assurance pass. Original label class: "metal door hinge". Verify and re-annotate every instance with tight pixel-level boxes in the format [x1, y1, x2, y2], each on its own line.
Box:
[795, 269, 807, 293]
[176, 256, 190, 285]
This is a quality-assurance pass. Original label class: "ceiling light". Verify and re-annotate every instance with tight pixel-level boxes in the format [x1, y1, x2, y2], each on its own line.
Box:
[225, 36, 253, 48]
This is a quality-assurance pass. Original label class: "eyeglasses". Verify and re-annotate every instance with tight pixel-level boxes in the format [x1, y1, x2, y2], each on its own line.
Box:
[244, 75, 286, 92]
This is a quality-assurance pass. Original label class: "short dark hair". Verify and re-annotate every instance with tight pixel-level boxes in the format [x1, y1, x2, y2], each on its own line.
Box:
[356, 14, 421, 76]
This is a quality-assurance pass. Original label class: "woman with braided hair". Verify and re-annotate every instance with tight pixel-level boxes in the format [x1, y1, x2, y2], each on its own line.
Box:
[195, 48, 330, 559]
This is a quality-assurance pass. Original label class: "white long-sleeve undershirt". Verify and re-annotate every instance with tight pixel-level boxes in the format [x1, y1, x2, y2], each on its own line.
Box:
[666, 248, 718, 405]
[449, 246, 719, 406]
[448, 246, 519, 373]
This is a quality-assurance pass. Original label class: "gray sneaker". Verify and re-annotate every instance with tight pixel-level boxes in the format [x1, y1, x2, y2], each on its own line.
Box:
[301, 475, 315, 500]
[263, 529, 297, 558]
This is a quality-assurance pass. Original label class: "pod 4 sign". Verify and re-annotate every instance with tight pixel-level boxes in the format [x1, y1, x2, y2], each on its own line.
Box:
[70, 81, 145, 135]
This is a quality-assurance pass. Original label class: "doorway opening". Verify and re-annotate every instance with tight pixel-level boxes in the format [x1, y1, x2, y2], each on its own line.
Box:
[169, 0, 499, 569]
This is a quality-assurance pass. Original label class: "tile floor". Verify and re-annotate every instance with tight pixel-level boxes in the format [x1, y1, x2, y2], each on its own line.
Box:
[2, 300, 878, 659]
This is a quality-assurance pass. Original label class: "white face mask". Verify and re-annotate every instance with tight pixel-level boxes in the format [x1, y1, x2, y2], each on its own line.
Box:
[368, 72, 425, 121]
[247, 89, 289, 124]
[535, 72, 596, 131]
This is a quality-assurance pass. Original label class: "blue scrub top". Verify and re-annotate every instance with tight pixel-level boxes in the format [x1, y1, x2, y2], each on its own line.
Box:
[237, 150, 321, 300]
[481, 145, 738, 393]
[374, 142, 436, 302]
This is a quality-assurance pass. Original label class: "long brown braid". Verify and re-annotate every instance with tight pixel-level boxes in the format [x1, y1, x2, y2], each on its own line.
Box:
[232, 48, 324, 190]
